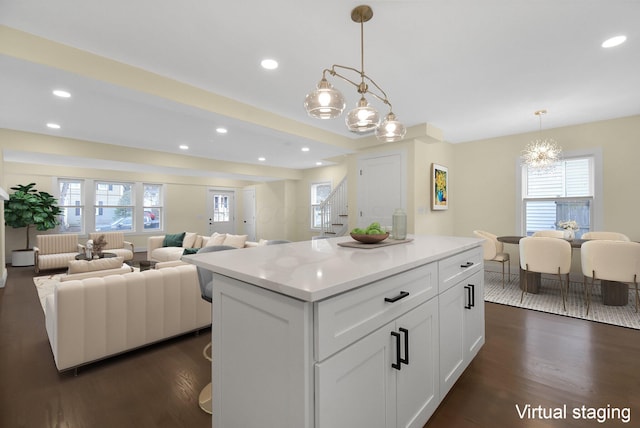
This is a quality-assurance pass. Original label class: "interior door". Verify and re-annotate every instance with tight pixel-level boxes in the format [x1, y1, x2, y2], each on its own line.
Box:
[357, 152, 405, 229]
[242, 187, 256, 241]
[207, 189, 236, 235]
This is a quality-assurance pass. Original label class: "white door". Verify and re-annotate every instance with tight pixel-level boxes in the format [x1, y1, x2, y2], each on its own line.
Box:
[242, 187, 257, 241]
[207, 189, 235, 235]
[358, 152, 405, 229]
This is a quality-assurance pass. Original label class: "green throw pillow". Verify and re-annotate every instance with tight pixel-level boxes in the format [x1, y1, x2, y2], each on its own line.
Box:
[182, 248, 199, 255]
[163, 232, 186, 247]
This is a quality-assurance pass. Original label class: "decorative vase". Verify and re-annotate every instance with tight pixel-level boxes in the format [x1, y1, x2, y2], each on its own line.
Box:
[563, 229, 575, 240]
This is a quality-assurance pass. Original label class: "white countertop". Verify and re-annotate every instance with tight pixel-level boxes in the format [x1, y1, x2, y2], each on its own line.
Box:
[182, 235, 482, 302]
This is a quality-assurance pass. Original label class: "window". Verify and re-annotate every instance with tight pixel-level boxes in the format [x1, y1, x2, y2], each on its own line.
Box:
[94, 181, 134, 232]
[143, 183, 162, 230]
[521, 156, 594, 238]
[311, 181, 332, 229]
[58, 179, 83, 233]
[213, 193, 230, 222]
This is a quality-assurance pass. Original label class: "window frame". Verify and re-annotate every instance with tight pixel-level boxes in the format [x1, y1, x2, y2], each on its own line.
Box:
[57, 178, 84, 233]
[310, 181, 332, 231]
[515, 148, 603, 235]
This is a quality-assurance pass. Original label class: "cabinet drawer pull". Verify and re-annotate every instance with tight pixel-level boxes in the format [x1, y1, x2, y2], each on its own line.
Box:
[464, 283, 476, 309]
[460, 261, 474, 268]
[385, 291, 410, 303]
[391, 331, 402, 370]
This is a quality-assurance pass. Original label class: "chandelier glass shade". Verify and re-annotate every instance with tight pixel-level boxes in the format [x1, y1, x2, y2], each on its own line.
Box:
[303, 78, 345, 119]
[345, 96, 380, 132]
[304, 5, 406, 142]
[522, 110, 562, 171]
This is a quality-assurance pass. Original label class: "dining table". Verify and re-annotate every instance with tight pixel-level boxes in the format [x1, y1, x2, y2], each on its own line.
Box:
[496, 235, 629, 306]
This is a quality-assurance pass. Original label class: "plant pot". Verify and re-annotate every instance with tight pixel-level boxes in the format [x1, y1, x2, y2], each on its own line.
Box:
[12, 249, 35, 267]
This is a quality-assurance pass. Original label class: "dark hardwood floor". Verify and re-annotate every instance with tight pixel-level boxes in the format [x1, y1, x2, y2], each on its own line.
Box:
[1, 258, 639, 427]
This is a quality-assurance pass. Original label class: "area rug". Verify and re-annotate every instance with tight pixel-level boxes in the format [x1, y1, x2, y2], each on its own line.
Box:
[484, 270, 640, 330]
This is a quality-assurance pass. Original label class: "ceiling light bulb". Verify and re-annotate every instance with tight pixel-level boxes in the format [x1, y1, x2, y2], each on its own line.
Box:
[261, 59, 278, 70]
[258, 157, 266, 162]
[601, 35, 627, 48]
[46, 123, 61, 129]
[316, 161, 323, 166]
[179, 144, 189, 150]
[216, 127, 228, 134]
[53, 89, 71, 98]
[304, 78, 345, 119]
[376, 113, 407, 142]
[301, 147, 310, 152]
[346, 97, 380, 133]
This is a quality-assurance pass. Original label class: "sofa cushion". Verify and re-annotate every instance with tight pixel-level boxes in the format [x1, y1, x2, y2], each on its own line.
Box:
[163, 232, 186, 247]
[205, 232, 227, 247]
[151, 247, 187, 262]
[68, 256, 124, 273]
[182, 248, 199, 255]
[183, 232, 198, 248]
[223, 234, 248, 249]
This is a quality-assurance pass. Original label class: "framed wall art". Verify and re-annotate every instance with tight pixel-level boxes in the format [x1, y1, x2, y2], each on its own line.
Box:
[431, 163, 448, 210]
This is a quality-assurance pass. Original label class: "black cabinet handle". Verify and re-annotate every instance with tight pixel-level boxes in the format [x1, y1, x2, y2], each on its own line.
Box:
[399, 328, 409, 366]
[464, 283, 476, 309]
[460, 261, 474, 268]
[391, 331, 401, 370]
[464, 285, 472, 309]
[385, 291, 410, 303]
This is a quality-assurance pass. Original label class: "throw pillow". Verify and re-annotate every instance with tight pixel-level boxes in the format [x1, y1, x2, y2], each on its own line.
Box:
[205, 232, 227, 247]
[223, 234, 248, 249]
[163, 232, 186, 247]
[182, 232, 197, 248]
[182, 248, 199, 255]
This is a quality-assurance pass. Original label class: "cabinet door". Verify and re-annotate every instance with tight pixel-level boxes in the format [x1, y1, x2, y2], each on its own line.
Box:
[396, 298, 440, 428]
[316, 326, 396, 428]
[438, 282, 465, 397]
[464, 270, 485, 361]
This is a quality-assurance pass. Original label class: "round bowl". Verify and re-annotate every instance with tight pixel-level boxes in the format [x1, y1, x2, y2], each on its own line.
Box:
[350, 232, 389, 244]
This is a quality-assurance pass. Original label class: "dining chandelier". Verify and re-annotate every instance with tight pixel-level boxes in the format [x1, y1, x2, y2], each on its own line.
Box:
[303, 5, 406, 143]
[521, 110, 562, 171]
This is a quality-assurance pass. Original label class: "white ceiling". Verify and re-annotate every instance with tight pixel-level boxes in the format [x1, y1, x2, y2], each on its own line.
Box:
[1, 0, 639, 180]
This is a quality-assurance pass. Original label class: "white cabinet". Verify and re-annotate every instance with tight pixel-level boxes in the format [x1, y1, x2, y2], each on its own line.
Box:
[438, 251, 484, 398]
[206, 240, 484, 428]
[315, 298, 439, 428]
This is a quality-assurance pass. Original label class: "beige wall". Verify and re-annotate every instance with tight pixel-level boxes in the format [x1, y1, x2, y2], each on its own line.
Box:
[453, 115, 640, 241]
[0, 130, 291, 256]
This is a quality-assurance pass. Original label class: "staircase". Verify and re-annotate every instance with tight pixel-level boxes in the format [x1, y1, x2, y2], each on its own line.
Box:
[319, 176, 348, 237]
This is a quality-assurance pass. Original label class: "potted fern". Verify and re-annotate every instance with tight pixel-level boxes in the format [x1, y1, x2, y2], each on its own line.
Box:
[4, 183, 62, 266]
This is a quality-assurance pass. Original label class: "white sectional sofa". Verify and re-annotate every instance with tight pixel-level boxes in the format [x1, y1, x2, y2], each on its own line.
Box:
[44, 264, 211, 372]
[147, 232, 258, 263]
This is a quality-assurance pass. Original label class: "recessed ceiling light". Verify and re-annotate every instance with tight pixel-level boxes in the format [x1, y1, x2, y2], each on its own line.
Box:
[301, 147, 310, 152]
[46, 123, 61, 129]
[53, 89, 71, 98]
[258, 157, 266, 162]
[261, 59, 278, 70]
[179, 144, 189, 150]
[316, 161, 323, 166]
[601, 35, 627, 48]
[216, 127, 228, 134]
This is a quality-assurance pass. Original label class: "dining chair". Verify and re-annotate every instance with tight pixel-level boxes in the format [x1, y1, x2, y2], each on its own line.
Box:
[581, 231, 631, 241]
[519, 237, 572, 309]
[581, 240, 640, 314]
[473, 230, 510, 287]
[532, 230, 565, 238]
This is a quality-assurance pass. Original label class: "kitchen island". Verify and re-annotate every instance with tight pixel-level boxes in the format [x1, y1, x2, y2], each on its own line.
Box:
[183, 234, 484, 428]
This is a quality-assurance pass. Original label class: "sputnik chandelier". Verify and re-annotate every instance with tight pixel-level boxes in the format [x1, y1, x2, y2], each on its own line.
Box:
[304, 5, 406, 143]
[521, 110, 562, 171]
